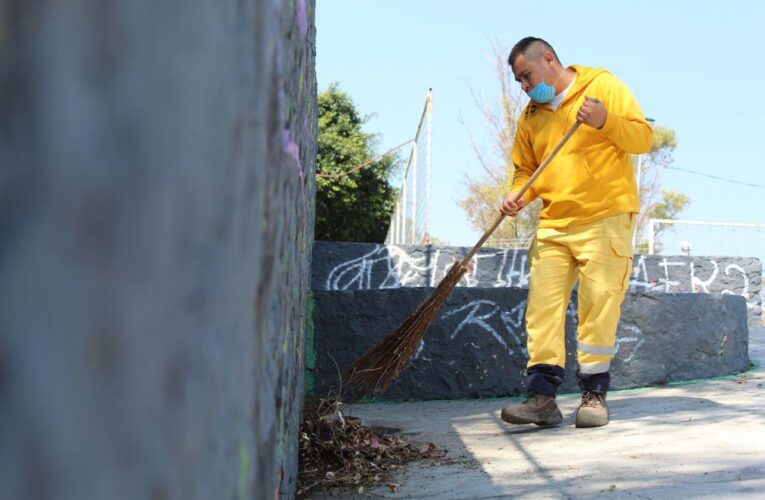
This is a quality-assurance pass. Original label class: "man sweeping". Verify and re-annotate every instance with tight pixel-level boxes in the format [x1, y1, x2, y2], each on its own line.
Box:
[499, 37, 653, 428]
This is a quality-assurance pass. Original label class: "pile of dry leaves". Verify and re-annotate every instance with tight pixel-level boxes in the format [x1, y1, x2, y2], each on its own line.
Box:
[297, 395, 445, 497]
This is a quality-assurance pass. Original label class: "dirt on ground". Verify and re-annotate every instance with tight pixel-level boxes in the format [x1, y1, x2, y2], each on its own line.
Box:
[297, 395, 446, 497]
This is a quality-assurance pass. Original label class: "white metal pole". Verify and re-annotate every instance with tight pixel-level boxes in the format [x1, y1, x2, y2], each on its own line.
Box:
[633, 153, 643, 252]
[634, 118, 654, 253]
[425, 89, 433, 245]
[389, 207, 398, 245]
[411, 141, 418, 244]
[399, 189, 405, 244]
[648, 218, 656, 255]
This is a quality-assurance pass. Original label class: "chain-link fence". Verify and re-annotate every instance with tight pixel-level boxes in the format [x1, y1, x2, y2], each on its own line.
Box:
[385, 90, 432, 245]
[483, 237, 534, 250]
[648, 218, 765, 260]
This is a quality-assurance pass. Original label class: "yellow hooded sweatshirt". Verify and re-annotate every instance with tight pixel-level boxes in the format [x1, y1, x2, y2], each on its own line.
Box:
[511, 65, 653, 228]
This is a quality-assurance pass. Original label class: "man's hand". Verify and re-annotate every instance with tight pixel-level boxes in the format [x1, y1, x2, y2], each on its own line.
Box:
[577, 96, 607, 129]
[500, 192, 527, 216]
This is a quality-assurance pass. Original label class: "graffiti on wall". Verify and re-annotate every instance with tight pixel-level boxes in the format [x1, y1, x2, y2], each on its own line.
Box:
[323, 245, 531, 290]
[630, 255, 755, 310]
[414, 298, 645, 367]
[321, 244, 758, 311]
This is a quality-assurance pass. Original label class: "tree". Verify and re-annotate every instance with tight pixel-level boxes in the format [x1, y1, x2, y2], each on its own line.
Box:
[459, 49, 541, 248]
[634, 127, 691, 252]
[315, 84, 400, 242]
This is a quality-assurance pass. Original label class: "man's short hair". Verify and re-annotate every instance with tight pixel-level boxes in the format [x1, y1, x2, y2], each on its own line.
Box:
[507, 37, 560, 67]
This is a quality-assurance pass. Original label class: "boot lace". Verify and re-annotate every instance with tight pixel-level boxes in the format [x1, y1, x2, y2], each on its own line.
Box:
[581, 391, 603, 408]
[522, 391, 539, 405]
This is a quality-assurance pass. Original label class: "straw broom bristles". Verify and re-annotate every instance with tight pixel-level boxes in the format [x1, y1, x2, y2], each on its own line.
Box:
[347, 261, 468, 395]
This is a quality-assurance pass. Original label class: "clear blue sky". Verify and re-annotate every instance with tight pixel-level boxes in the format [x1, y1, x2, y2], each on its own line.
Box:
[316, 0, 765, 258]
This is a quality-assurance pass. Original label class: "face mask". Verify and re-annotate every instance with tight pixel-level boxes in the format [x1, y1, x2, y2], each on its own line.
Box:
[526, 62, 562, 104]
[527, 81, 555, 104]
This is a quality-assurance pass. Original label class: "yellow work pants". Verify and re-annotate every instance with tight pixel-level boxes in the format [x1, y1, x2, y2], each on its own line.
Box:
[525, 213, 636, 375]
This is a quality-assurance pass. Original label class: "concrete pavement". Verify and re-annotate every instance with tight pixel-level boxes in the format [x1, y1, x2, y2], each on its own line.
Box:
[346, 328, 765, 499]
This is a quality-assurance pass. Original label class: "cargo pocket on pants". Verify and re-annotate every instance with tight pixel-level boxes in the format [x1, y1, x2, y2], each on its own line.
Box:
[610, 237, 633, 293]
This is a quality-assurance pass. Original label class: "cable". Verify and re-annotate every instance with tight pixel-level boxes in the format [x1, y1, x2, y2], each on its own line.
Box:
[661, 165, 765, 190]
[316, 139, 413, 179]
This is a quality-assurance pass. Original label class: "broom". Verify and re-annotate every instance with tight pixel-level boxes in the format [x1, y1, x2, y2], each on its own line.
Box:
[347, 121, 582, 396]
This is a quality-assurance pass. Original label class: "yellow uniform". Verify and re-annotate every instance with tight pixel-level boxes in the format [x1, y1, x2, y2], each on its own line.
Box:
[511, 65, 652, 394]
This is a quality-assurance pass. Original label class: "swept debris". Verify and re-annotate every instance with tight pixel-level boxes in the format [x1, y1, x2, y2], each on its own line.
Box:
[297, 395, 446, 497]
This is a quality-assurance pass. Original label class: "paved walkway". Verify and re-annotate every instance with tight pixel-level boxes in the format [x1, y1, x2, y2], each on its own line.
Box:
[348, 328, 765, 499]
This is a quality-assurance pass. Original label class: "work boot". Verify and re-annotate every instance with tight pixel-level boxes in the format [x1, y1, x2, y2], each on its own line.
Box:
[575, 391, 609, 428]
[501, 392, 563, 426]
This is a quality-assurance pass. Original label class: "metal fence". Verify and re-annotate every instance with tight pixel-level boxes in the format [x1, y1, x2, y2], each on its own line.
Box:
[648, 218, 765, 260]
[483, 237, 535, 250]
[385, 90, 432, 245]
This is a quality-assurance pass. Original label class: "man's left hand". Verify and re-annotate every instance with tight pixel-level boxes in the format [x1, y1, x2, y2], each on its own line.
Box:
[577, 96, 607, 129]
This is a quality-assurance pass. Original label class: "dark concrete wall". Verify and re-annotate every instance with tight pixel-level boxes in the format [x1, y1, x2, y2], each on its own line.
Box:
[313, 242, 763, 326]
[0, 1, 316, 499]
[313, 289, 749, 401]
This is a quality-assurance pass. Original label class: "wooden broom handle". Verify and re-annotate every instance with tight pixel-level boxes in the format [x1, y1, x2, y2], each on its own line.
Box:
[459, 121, 582, 268]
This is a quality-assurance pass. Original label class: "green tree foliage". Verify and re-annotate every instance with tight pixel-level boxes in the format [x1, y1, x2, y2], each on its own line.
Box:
[315, 84, 399, 242]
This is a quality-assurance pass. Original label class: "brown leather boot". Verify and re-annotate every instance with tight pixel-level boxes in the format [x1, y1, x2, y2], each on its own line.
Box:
[501, 393, 563, 426]
[575, 391, 609, 428]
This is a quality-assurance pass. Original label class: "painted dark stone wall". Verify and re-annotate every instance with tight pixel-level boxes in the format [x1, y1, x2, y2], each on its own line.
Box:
[0, 1, 316, 499]
[312, 289, 749, 401]
[312, 241, 763, 326]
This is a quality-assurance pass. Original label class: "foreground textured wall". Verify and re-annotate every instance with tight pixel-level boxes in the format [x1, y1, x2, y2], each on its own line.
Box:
[313, 289, 749, 400]
[313, 242, 763, 326]
[0, 1, 316, 498]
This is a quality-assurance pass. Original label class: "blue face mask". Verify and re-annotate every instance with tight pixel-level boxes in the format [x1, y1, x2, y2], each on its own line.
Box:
[527, 80, 555, 104]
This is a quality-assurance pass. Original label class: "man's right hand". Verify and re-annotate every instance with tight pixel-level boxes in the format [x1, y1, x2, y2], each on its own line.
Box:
[500, 192, 527, 216]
